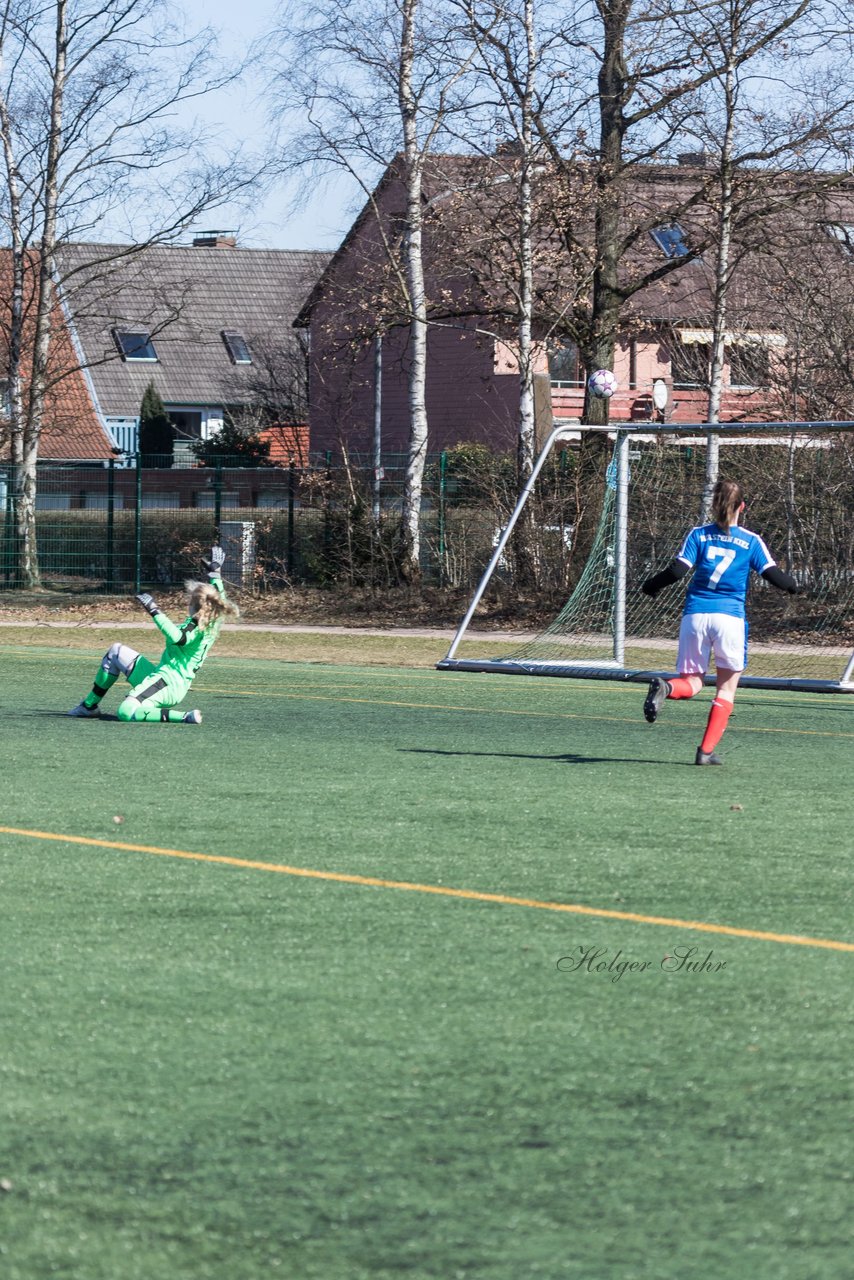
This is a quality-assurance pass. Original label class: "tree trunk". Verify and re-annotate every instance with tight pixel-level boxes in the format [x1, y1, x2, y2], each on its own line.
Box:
[512, 0, 540, 586]
[560, 5, 629, 570]
[581, 1, 629, 430]
[12, 440, 40, 587]
[1, 55, 29, 585]
[703, 50, 738, 520]
[7, 0, 67, 587]
[517, 158, 535, 484]
[398, 0, 429, 583]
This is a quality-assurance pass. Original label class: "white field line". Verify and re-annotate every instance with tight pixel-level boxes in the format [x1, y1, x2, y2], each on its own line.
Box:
[0, 619, 534, 642]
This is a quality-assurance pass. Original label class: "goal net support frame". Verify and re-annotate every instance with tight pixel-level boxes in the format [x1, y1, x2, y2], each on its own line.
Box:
[437, 422, 854, 694]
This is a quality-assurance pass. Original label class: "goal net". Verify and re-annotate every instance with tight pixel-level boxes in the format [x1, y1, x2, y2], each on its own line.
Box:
[437, 422, 854, 692]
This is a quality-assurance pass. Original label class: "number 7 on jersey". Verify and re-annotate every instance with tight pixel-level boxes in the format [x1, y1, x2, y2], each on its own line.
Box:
[706, 545, 736, 585]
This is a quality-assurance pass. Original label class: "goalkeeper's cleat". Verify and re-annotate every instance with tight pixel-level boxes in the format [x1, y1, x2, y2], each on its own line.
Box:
[68, 702, 100, 718]
[183, 709, 203, 725]
[695, 747, 724, 766]
[643, 677, 671, 723]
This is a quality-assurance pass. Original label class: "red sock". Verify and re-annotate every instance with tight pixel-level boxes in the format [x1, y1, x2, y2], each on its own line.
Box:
[700, 698, 734, 753]
[667, 677, 698, 699]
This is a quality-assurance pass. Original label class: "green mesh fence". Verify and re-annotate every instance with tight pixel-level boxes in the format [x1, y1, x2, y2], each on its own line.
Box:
[0, 452, 502, 593]
[448, 428, 854, 687]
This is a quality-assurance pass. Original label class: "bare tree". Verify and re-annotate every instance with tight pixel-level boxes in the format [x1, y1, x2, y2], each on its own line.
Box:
[532, 0, 852, 428]
[397, 0, 435, 579]
[227, 330, 311, 428]
[658, 0, 854, 512]
[761, 208, 854, 421]
[0, 0, 256, 586]
[456, 0, 548, 488]
[271, 0, 476, 581]
[442, 0, 574, 584]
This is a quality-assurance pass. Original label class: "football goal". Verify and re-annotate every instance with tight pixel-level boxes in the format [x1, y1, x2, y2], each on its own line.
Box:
[437, 422, 854, 693]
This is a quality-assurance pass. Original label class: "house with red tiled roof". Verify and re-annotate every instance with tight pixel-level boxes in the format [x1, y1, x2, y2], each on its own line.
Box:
[38, 322, 117, 462]
[0, 251, 115, 463]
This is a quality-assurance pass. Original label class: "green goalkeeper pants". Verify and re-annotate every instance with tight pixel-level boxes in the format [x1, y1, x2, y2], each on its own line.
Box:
[83, 643, 193, 722]
[117, 664, 192, 722]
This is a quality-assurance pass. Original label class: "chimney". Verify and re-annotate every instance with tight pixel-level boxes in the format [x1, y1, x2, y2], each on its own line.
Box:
[677, 151, 708, 168]
[192, 230, 238, 248]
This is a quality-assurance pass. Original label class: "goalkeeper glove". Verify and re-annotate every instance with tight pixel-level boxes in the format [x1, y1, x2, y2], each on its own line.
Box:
[135, 592, 160, 617]
[203, 545, 226, 578]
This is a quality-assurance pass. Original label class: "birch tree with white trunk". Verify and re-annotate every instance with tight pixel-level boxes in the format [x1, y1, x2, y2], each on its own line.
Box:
[445, 0, 588, 463]
[272, 0, 475, 581]
[658, 0, 854, 516]
[449, 0, 566, 585]
[0, 0, 253, 586]
[397, 0, 432, 579]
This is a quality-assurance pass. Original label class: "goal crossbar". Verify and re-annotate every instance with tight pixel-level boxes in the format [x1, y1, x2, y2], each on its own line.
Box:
[437, 422, 854, 694]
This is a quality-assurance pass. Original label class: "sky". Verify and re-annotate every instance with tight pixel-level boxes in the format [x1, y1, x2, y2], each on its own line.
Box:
[177, 0, 359, 251]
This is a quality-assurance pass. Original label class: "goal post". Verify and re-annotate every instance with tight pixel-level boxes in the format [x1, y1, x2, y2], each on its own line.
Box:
[437, 421, 854, 693]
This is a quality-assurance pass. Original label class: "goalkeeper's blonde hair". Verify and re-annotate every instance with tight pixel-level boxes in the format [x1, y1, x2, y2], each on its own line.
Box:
[185, 580, 239, 629]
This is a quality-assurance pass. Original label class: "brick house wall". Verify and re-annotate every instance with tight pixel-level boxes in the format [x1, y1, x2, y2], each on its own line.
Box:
[298, 157, 817, 458]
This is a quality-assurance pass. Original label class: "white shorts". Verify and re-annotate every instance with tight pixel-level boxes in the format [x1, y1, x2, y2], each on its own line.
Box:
[677, 612, 747, 674]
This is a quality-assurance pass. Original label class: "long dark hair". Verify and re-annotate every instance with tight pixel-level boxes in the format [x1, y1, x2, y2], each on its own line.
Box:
[711, 479, 744, 530]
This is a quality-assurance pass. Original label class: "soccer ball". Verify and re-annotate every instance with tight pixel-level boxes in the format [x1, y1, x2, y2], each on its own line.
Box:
[588, 368, 618, 398]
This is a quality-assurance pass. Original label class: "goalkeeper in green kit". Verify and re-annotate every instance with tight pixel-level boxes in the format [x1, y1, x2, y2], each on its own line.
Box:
[68, 545, 239, 724]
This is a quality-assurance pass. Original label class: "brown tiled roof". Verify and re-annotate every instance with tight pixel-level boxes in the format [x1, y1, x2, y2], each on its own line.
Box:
[298, 153, 854, 336]
[57, 242, 330, 418]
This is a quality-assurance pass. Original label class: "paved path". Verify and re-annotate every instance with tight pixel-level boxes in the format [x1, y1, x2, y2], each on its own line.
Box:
[0, 619, 537, 642]
[2, 619, 846, 656]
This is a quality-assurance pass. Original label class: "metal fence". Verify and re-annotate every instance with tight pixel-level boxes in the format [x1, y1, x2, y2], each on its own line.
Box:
[0, 451, 530, 594]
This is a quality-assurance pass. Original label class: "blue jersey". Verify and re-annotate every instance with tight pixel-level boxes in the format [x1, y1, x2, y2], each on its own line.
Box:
[676, 524, 775, 619]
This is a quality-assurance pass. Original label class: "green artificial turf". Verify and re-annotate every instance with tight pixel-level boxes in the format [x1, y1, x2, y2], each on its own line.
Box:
[1, 637, 853, 1279]
[0, 623, 454, 668]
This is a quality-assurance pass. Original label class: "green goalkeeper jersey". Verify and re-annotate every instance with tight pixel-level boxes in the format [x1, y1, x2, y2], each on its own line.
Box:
[150, 575, 228, 694]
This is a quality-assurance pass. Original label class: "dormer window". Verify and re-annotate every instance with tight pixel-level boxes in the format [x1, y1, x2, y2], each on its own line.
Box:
[824, 223, 854, 256]
[113, 328, 157, 361]
[651, 223, 690, 258]
[222, 330, 252, 364]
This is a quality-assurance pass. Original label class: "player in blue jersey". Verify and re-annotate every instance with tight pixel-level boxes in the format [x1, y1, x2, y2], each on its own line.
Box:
[640, 479, 798, 765]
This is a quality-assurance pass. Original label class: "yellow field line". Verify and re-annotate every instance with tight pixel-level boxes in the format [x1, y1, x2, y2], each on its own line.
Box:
[1, 824, 851, 954]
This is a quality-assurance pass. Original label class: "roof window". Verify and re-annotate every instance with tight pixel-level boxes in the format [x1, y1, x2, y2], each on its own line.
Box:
[824, 223, 854, 256]
[222, 330, 252, 364]
[113, 328, 158, 361]
[651, 223, 690, 258]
